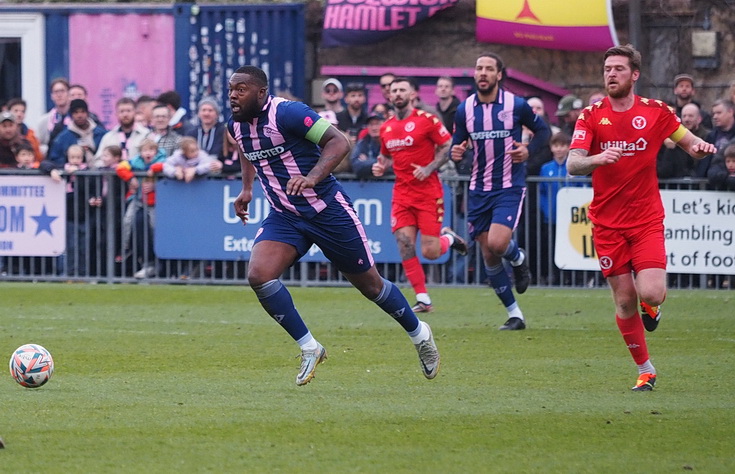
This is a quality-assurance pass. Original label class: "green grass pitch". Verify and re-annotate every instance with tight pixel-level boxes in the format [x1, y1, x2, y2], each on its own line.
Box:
[1, 283, 733, 472]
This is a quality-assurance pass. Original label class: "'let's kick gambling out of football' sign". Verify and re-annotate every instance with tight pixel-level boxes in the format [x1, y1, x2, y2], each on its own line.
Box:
[476, 0, 618, 51]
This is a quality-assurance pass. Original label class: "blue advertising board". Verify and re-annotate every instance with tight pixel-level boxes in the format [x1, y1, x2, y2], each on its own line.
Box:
[155, 179, 452, 264]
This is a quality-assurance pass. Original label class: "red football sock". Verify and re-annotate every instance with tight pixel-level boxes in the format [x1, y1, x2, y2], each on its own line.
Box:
[616, 314, 650, 365]
[440, 235, 451, 255]
[403, 257, 427, 295]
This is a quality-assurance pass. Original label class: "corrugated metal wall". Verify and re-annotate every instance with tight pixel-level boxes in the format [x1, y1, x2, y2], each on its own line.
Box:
[183, 4, 306, 117]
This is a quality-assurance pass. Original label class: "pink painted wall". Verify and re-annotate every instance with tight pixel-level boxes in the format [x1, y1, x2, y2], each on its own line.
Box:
[69, 13, 176, 128]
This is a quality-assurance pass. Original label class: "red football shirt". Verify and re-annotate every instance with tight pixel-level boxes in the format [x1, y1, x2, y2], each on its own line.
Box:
[570, 96, 683, 229]
[380, 109, 451, 203]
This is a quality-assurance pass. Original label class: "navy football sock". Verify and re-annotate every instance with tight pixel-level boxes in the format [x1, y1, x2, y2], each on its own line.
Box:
[252, 279, 309, 341]
[502, 239, 521, 263]
[372, 278, 421, 333]
[485, 264, 517, 308]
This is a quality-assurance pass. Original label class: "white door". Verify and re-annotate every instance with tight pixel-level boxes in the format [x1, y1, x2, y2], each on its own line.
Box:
[0, 13, 45, 127]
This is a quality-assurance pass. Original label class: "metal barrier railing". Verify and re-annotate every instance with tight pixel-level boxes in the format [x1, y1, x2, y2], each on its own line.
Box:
[0, 169, 730, 289]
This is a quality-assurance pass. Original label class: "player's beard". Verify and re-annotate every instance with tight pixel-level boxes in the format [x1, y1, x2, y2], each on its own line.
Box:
[476, 77, 498, 95]
[392, 97, 409, 110]
[606, 78, 633, 99]
[231, 100, 261, 122]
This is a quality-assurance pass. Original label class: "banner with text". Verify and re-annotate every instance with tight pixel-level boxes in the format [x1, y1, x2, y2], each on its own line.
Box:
[322, 0, 458, 48]
[0, 176, 66, 257]
[476, 0, 618, 52]
[155, 179, 452, 264]
[555, 188, 735, 275]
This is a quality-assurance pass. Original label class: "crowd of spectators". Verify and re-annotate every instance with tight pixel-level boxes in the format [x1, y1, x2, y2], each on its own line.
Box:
[1, 80, 236, 278]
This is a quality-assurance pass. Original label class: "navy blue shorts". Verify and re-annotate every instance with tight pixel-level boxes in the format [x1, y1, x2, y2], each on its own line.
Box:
[255, 191, 375, 274]
[466, 186, 526, 240]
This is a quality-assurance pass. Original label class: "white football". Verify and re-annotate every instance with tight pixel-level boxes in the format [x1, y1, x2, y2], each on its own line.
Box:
[9, 343, 54, 388]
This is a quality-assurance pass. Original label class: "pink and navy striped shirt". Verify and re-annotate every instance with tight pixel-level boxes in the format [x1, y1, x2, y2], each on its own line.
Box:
[452, 89, 549, 191]
[227, 96, 343, 219]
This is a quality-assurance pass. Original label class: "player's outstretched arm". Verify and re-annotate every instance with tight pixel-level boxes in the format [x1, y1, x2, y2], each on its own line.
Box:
[675, 130, 717, 160]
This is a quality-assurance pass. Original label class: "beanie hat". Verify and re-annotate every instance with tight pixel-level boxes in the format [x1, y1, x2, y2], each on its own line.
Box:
[69, 99, 89, 113]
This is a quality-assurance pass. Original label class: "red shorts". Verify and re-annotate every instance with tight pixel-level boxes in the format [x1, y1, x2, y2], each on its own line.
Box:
[390, 197, 445, 236]
[592, 222, 667, 278]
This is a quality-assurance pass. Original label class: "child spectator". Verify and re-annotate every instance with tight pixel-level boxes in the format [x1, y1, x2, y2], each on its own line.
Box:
[351, 112, 388, 180]
[14, 141, 38, 169]
[40, 144, 91, 275]
[88, 145, 126, 276]
[538, 132, 579, 285]
[163, 136, 217, 182]
[707, 143, 735, 191]
[117, 139, 166, 278]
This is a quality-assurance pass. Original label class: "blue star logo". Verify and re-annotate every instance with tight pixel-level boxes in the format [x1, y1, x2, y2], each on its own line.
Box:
[31, 205, 59, 236]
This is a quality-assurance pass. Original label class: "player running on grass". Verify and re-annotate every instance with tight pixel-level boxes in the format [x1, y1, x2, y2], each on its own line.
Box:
[227, 66, 439, 386]
[372, 76, 467, 314]
[567, 44, 716, 391]
[450, 53, 550, 331]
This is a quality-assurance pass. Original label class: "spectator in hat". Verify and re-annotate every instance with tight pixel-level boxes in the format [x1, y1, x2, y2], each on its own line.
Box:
[555, 94, 584, 136]
[0, 111, 31, 168]
[68, 83, 103, 126]
[352, 112, 389, 180]
[671, 73, 712, 129]
[336, 82, 369, 149]
[321, 78, 344, 114]
[47, 99, 106, 168]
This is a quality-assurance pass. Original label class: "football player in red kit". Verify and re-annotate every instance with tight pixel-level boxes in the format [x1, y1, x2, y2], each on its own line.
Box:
[568, 44, 716, 391]
[373, 77, 467, 313]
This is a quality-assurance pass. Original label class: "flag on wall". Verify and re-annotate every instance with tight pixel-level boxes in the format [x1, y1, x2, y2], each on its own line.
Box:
[476, 0, 618, 51]
[322, 0, 458, 48]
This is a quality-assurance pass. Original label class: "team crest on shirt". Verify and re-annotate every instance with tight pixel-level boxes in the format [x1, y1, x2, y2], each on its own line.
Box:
[405, 121, 416, 132]
[632, 116, 647, 130]
[263, 126, 278, 137]
[498, 110, 512, 121]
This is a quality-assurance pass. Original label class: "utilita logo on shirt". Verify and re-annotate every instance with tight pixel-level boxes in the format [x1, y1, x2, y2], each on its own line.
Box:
[600, 138, 648, 155]
[244, 146, 286, 161]
[385, 136, 414, 151]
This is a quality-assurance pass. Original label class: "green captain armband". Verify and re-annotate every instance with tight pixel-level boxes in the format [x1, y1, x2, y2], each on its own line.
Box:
[669, 124, 687, 143]
[305, 117, 332, 145]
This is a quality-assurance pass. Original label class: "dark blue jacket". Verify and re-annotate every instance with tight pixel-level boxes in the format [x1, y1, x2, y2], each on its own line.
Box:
[48, 122, 107, 168]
